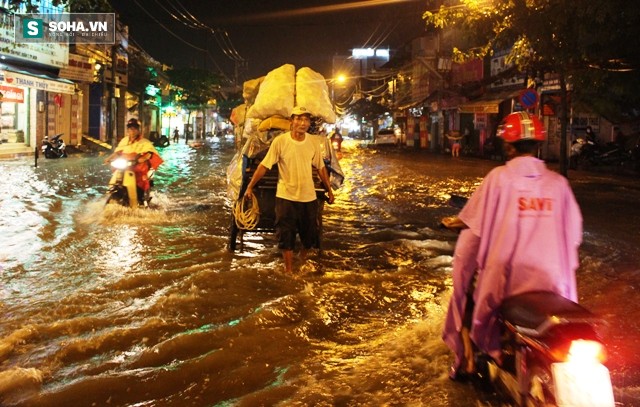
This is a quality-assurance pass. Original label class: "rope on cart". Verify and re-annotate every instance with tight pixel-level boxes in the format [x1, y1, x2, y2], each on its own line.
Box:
[233, 193, 260, 230]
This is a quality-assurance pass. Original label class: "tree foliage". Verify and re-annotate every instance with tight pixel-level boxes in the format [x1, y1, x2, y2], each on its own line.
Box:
[423, 0, 640, 174]
[424, 0, 639, 74]
[168, 68, 224, 111]
[216, 91, 243, 121]
[5, 0, 112, 12]
[127, 51, 160, 98]
[346, 98, 388, 137]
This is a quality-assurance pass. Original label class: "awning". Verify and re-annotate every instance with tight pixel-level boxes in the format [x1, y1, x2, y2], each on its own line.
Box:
[0, 66, 76, 95]
[458, 89, 522, 114]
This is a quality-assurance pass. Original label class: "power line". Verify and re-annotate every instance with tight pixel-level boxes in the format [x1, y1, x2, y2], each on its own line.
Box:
[159, 0, 245, 62]
[130, 0, 207, 52]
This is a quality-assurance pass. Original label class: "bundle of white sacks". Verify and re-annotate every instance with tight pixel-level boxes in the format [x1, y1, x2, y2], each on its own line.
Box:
[230, 64, 336, 145]
[226, 64, 340, 202]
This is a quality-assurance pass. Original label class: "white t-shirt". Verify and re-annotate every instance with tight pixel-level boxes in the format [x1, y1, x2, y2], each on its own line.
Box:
[260, 132, 324, 202]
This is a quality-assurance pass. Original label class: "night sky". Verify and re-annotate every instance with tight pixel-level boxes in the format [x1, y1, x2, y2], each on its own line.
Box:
[108, 0, 427, 82]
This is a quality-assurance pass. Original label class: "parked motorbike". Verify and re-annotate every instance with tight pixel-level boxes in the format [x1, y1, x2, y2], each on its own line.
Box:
[106, 156, 155, 208]
[41, 133, 67, 158]
[571, 138, 630, 168]
[149, 131, 170, 148]
[442, 196, 615, 406]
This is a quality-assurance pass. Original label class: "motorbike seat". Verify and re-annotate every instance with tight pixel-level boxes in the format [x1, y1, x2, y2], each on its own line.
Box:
[500, 291, 599, 337]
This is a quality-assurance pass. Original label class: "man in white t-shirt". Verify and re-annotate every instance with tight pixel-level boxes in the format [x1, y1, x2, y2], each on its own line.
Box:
[244, 106, 335, 273]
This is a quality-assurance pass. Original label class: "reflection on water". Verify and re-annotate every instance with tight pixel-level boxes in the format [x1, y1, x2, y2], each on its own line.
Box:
[0, 140, 638, 406]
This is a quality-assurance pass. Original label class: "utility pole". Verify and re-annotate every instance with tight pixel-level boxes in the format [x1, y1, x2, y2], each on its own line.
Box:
[110, 43, 119, 149]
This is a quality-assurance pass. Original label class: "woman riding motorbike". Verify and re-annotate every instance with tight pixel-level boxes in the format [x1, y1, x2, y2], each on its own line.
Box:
[104, 118, 164, 204]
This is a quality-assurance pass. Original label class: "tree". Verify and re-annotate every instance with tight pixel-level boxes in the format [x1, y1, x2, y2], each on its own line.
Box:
[168, 68, 224, 140]
[346, 98, 388, 139]
[216, 91, 243, 122]
[127, 50, 165, 132]
[5, 0, 112, 12]
[424, 0, 640, 176]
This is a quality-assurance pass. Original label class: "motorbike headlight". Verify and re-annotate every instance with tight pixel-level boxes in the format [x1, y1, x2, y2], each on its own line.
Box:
[111, 158, 130, 170]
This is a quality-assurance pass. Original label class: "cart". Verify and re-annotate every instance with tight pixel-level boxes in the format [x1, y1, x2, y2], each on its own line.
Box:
[228, 152, 327, 252]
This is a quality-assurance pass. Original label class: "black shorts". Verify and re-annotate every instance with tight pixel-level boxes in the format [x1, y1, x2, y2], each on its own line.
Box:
[275, 197, 319, 250]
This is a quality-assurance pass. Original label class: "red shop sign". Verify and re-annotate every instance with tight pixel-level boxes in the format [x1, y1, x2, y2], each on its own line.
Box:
[0, 85, 25, 103]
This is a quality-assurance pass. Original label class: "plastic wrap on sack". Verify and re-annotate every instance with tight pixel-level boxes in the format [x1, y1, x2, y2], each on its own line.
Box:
[258, 115, 291, 132]
[230, 104, 247, 126]
[246, 64, 295, 119]
[309, 135, 345, 190]
[243, 77, 263, 104]
[296, 67, 337, 124]
[226, 151, 243, 201]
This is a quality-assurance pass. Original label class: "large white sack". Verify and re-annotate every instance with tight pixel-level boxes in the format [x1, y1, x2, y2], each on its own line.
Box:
[296, 67, 336, 124]
[246, 64, 295, 119]
[230, 103, 246, 126]
[242, 77, 263, 104]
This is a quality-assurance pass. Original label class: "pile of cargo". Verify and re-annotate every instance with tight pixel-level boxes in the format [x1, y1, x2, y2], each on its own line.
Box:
[226, 64, 342, 201]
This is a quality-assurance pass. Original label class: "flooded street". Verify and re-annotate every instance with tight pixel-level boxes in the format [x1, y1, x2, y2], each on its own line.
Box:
[0, 139, 639, 406]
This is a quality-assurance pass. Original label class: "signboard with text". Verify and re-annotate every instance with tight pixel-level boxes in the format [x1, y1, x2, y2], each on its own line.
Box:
[0, 23, 68, 67]
[2, 70, 75, 94]
[0, 84, 25, 103]
[15, 13, 115, 44]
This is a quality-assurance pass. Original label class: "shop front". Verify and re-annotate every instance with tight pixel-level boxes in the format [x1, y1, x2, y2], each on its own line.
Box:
[0, 66, 77, 151]
[458, 89, 522, 157]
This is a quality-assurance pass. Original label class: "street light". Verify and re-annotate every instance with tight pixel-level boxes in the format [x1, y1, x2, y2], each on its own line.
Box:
[330, 73, 352, 117]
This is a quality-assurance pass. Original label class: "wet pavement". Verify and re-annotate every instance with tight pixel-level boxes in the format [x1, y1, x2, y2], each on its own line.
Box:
[0, 138, 639, 406]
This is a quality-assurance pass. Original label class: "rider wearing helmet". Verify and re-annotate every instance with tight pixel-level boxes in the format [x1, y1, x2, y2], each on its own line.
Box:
[442, 111, 583, 380]
[104, 118, 164, 204]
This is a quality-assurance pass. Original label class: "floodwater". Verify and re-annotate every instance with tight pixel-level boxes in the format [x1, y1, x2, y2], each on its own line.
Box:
[0, 138, 639, 406]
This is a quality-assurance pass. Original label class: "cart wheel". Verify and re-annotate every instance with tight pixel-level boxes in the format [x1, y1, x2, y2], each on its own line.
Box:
[228, 216, 239, 252]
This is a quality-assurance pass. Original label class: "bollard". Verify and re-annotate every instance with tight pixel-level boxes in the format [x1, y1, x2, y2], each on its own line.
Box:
[35, 146, 38, 167]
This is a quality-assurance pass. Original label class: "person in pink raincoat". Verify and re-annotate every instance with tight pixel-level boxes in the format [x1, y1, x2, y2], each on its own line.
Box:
[442, 111, 583, 380]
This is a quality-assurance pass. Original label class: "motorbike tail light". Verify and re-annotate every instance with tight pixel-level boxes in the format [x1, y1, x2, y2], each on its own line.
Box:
[567, 339, 606, 364]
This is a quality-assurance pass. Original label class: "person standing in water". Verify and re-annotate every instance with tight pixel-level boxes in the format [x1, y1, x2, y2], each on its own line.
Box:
[243, 106, 335, 273]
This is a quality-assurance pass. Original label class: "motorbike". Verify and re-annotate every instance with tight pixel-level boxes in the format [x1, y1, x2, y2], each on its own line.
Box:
[41, 133, 67, 158]
[477, 291, 615, 406]
[442, 196, 615, 407]
[571, 138, 630, 169]
[149, 131, 170, 148]
[106, 156, 155, 208]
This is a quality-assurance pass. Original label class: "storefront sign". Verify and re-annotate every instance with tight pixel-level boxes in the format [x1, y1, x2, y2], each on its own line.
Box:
[452, 58, 483, 86]
[0, 84, 24, 103]
[2, 69, 75, 94]
[0, 23, 68, 67]
[59, 53, 94, 83]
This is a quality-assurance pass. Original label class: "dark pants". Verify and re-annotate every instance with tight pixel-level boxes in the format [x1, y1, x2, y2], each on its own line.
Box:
[275, 197, 318, 250]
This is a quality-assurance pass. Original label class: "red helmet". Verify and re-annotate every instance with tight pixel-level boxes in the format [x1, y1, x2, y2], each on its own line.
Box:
[498, 111, 545, 142]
